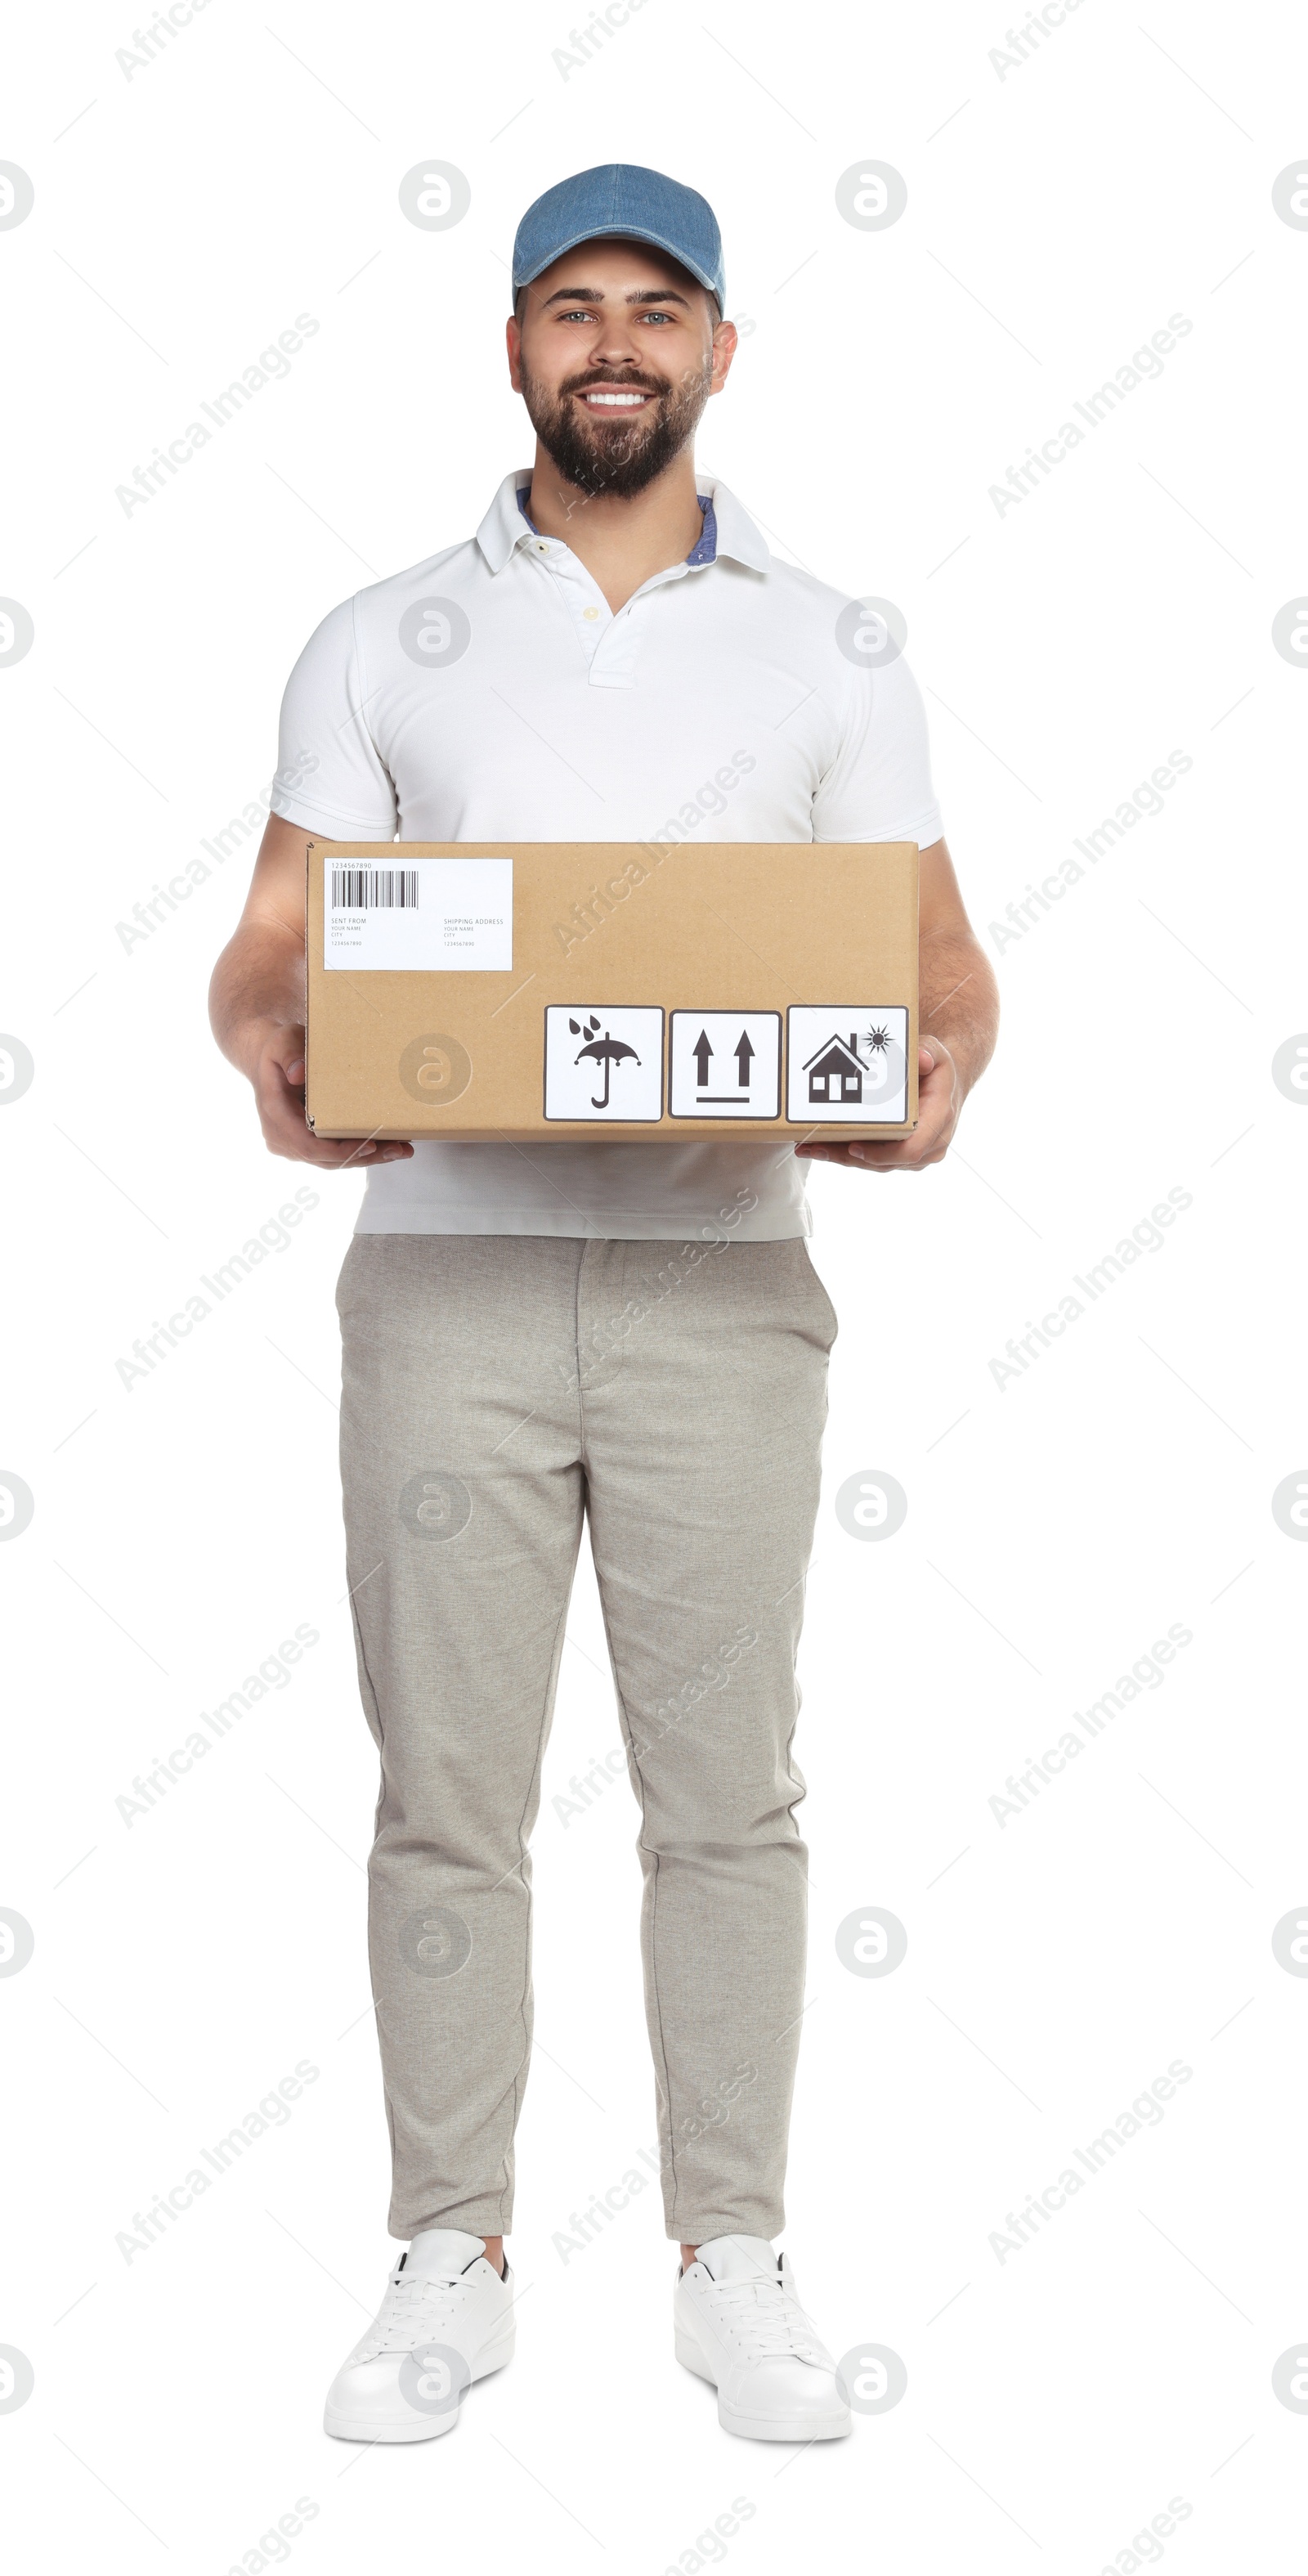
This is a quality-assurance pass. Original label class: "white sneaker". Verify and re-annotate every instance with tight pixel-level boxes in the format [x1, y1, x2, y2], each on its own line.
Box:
[674, 2235, 851, 2442]
[324, 2228, 515, 2443]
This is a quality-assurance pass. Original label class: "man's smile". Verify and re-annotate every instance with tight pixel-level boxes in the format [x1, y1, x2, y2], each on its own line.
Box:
[571, 380, 663, 413]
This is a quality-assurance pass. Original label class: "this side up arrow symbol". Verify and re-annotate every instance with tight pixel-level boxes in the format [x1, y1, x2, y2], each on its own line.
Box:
[734, 1030, 755, 1088]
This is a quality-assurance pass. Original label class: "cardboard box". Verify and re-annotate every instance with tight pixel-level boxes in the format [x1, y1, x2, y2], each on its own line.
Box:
[305, 838, 919, 1144]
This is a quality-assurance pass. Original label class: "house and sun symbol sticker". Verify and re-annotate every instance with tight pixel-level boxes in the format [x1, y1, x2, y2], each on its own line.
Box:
[785, 1007, 909, 1122]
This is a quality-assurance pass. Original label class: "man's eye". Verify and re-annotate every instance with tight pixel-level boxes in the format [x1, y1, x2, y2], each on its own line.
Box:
[640, 311, 673, 324]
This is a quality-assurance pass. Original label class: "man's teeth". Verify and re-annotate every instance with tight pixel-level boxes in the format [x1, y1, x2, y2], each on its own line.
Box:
[583, 389, 647, 405]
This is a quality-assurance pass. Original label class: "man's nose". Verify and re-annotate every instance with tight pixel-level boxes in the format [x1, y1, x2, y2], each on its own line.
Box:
[589, 326, 652, 372]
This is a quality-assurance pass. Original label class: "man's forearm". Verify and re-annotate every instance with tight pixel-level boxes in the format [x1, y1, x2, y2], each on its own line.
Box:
[208, 917, 306, 1079]
[919, 930, 999, 1095]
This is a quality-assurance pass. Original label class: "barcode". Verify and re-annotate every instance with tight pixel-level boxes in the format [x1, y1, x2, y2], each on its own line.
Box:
[331, 867, 420, 909]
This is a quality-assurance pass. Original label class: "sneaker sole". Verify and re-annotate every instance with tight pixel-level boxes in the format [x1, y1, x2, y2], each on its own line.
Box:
[323, 2328, 515, 2444]
[674, 2323, 851, 2444]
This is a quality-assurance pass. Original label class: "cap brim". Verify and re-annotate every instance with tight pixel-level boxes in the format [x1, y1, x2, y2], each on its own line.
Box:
[514, 225, 722, 312]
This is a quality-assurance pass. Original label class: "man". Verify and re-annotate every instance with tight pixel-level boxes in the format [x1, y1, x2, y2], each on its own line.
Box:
[210, 163, 998, 2446]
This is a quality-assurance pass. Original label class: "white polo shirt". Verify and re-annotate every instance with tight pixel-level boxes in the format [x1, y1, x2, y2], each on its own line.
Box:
[271, 471, 943, 1240]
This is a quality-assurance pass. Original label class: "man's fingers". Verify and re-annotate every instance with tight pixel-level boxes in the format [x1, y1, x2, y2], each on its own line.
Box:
[256, 1088, 356, 1164]
[798, 1130, 948, 1171]
[265, 1133, 408, 1169]
[799, 1034, 959, 1173]
[258, 1097, 414, 1168]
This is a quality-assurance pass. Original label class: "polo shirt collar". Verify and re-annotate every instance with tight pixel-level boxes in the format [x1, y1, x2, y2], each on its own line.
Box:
[698, 476, 769, 572]
[473, 469, 769, 576]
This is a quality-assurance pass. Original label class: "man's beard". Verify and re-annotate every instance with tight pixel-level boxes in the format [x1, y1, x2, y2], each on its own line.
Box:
[517, 361, 713, 500]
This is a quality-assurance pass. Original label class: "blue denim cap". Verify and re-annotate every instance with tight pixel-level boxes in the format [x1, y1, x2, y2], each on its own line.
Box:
[513, 164, 724, 316]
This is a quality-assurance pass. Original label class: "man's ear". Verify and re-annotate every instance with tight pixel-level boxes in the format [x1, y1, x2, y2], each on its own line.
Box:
[709, 316, 738, 395]
[506, 313, 523, 392]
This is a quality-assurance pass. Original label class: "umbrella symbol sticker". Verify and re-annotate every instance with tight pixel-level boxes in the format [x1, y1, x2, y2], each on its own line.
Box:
[568, 1013, 643, 1109]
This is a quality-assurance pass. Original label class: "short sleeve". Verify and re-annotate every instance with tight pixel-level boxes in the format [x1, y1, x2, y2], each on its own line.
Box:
[270, 595, 399, 836]
[811, 652, 943, 850]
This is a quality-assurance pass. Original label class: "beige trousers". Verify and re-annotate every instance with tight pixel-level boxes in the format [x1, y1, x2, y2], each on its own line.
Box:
[336, 1230, 837, 2244]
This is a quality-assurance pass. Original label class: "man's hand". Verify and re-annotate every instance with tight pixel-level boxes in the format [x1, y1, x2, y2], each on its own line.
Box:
[794, 1038, 961, 1173]
[210, 815, 414, 1171]
[254, 1022, 414, 1169]
[795, 841, 1000, 1175]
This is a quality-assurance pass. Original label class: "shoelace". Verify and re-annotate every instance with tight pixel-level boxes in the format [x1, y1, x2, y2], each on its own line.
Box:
[355, 2267, 475, 2362]
[701, 2273, 829, 2366]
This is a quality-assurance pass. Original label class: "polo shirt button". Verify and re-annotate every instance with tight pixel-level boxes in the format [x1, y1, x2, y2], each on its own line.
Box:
[535, 541, 549, 554]
[583, 606, 599, 621]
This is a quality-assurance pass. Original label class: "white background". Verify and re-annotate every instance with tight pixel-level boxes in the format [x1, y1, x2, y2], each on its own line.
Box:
[2, 2, 1306, 2569]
